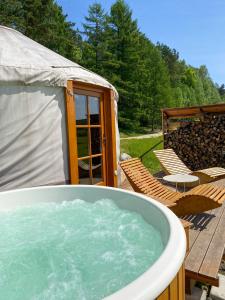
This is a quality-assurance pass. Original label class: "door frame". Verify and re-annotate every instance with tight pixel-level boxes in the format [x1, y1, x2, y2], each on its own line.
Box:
[65, 80, 118, 187]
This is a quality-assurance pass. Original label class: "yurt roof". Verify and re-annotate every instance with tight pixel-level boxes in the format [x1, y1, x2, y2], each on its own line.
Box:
[0, 26, 117, 95]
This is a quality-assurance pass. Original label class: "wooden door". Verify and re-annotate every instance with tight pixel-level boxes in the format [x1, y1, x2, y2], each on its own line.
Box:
[74, 89, 106, 185]
[65, 81, 117, 187]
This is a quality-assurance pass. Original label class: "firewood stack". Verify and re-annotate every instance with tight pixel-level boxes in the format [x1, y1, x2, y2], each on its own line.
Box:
[164, 114, 225, 170]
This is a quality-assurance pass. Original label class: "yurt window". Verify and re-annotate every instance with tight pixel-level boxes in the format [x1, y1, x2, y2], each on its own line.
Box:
[65, 81, 117, 187]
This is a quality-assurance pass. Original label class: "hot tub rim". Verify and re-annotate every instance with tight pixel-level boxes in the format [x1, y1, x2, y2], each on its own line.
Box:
[0, 185, 186, 300]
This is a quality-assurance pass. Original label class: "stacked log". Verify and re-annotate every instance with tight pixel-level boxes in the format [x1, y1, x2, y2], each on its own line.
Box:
[164, 114, 225, 170]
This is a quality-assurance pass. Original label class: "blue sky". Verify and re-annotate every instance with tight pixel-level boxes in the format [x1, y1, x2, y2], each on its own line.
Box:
[56, 0, 225, 85]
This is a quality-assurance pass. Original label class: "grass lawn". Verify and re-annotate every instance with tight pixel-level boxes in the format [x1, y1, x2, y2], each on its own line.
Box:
[120, 136, 163, 174]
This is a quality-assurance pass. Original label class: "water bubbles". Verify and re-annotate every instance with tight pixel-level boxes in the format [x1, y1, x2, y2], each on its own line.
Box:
[0, 199, 163, 300]
[101, 251, 114, 262]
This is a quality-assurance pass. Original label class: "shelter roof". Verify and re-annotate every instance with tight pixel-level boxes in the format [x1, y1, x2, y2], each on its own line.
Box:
[162, 103, 225, 118]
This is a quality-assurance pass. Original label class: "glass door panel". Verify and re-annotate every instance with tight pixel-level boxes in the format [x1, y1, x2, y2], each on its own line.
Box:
[91, 128, 102, 154]
[75, 94, 87, 125]
[78, 159, 91, 184]
[92, 156, 102, 184]
[89, 96, 100, 125]
[77, 128, 89, 157]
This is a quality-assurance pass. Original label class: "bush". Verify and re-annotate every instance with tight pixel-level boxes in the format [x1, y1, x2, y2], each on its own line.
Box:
[118, 116, 140, 131]
[139, 113, 149, 127]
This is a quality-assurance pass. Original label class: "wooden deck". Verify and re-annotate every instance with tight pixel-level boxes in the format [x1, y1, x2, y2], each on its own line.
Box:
[184, 179, 225, 288]
[120, 173, 225, 289]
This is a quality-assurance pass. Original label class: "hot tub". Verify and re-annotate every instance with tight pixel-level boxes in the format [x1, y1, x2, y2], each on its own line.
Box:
[0, 185, 186, 300]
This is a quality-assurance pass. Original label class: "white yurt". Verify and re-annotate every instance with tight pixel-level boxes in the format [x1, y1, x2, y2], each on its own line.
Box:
[0, 26, 119, 191]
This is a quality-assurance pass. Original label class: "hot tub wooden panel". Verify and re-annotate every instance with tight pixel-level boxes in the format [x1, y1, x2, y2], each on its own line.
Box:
[156, 264, 185, 300]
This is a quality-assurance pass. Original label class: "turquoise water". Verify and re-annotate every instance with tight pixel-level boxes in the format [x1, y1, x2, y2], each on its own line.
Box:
[0, 199, 164, 300]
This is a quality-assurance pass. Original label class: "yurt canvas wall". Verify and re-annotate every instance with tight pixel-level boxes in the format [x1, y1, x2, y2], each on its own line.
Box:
[0, 26, 119, 191]
[0, 85, 69, 190]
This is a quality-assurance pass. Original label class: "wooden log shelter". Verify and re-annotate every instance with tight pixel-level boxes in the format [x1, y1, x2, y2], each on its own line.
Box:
[161, 103, 225, 171]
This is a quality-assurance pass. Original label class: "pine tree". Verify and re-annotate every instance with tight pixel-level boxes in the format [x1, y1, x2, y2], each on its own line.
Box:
[82, 3, 109, 75]
[138, 36, 172, 129]
[0, 0, 24, 30]
[157, 43, 180, 87]
[106, 0, 141, 129]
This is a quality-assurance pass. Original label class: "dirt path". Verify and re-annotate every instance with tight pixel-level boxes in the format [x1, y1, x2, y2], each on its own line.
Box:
[120, 132, 162, 140]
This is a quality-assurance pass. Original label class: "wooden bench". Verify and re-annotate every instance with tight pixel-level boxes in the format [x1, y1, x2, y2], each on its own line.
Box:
[183, 180, 225, 293]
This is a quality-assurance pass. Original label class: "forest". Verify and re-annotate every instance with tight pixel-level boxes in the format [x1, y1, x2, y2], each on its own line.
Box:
[1, 0, 225, 131]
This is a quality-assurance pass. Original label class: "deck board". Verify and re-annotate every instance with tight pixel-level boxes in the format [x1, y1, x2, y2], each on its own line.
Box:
[185, 204, 224, 285]
[184, 179, 225, 285]
[199, 203, 225, 279]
